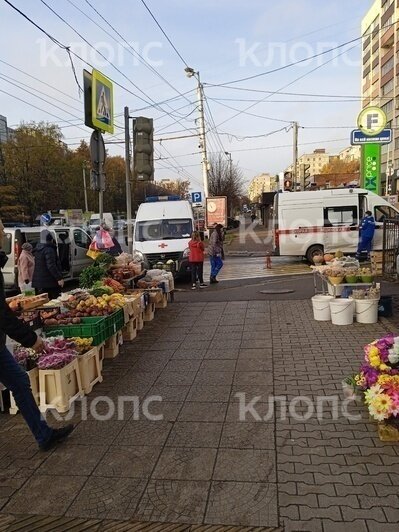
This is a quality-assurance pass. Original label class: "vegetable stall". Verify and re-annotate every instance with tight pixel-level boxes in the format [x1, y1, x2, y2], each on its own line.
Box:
[3, 252, 174, 414]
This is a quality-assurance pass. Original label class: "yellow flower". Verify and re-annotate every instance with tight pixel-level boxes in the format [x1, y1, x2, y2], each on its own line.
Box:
[369, 346, 380, 357]
[379, 363, 390, 372]
[378, 375, 393, 386]
[369, 355, 381, 368]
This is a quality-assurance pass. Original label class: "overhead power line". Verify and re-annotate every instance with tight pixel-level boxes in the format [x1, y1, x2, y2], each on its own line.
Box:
[211, 20, 398, 87]
[139, 0, 189, 68]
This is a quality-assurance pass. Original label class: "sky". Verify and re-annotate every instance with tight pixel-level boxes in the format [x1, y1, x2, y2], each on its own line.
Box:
[0, 0, 375, 194]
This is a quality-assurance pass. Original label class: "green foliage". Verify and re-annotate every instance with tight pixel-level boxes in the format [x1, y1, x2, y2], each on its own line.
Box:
[79, 264, 107, 289]
[94, 252, 116, 268]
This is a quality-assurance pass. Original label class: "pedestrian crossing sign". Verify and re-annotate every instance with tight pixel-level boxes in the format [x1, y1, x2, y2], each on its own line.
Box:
[92, 69, 114, 134]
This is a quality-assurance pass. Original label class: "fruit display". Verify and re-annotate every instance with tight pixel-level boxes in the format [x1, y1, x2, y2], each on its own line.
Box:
[70, 337, 94, 354]
[43, 293, 126, 326]
[103, 278, 124, 293]
[7, 294, 49, 312]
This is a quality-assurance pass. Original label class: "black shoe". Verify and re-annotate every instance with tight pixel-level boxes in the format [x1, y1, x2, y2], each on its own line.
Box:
[210, 277, 218, 284]
[39, 424, 75, 451]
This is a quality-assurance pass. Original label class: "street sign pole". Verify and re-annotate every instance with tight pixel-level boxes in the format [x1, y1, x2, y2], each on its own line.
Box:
[125, 106, 133, 255]
[90, 130, 106, 224]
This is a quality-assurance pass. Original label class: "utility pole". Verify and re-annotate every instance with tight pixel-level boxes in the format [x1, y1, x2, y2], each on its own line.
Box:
[292, 121, 299, 190]
[124, 106, 133, 255]
[185, 67, 209, 198]
[82, 162, 89, 213]
[225, 151, 233, 215]
[197, 74, 209, 198]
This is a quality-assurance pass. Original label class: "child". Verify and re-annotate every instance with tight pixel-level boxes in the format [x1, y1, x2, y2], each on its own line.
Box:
[188, 231, 206, 289]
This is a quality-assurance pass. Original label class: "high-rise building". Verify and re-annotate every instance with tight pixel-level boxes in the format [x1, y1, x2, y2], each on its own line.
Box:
[285, 149, 331, 177]
[247, 173, 275, 202]
[0, 115, 14, 143]
[362, 0, 397, 192]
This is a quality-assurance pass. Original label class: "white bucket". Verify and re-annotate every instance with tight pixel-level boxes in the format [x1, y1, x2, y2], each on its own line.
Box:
[330, 299, 354, 326]
[355, 299, 379, 324]
[312, 295, 334, 321]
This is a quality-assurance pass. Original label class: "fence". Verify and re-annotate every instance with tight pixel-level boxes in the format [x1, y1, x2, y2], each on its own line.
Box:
[382, 219, 399, 280]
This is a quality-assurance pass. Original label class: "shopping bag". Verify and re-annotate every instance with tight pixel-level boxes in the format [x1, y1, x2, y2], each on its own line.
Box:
[96, 229, 114, 249]
[87, 248, 101, 260]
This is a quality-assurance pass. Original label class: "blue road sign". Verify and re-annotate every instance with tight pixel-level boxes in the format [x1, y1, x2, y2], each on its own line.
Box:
[41, 213, 51, 225]
[351, 128, 392, 145]
[191, 192, 202, 204]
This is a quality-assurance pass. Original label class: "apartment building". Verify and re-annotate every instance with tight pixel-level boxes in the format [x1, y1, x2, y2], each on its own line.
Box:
[362, 0, 398, 192]
[0, 115, 14, 143]
[285, 148, 331, 176]
[247, 173, 275, 202]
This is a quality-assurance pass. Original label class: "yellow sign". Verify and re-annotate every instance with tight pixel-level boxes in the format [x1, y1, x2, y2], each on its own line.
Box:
[357, 106, 387, 136]
[92, 69, 114, 134]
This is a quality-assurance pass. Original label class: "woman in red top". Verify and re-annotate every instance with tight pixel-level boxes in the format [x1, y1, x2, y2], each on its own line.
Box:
[188, 231, 206, 289]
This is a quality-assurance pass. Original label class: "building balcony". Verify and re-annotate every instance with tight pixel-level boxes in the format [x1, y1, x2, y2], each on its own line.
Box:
[381, 25, 395, 48]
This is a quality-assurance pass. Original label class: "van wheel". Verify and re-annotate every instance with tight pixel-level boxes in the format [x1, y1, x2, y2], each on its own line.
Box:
[306, 245, 324, 264]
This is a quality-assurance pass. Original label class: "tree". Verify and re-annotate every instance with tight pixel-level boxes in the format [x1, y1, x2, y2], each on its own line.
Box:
[2, 122, 68, 221]
[320, 158, 360, 175]
[0, 184, 24, 221]
[208, 154, 244, 215]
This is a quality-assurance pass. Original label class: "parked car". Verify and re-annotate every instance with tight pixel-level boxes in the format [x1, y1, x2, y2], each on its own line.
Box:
[227, 217, 240, 230]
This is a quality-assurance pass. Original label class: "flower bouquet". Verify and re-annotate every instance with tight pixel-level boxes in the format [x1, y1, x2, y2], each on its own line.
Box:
[352, 334, 399, 440]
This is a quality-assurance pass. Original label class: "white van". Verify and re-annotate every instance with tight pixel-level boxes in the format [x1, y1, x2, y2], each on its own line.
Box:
[133, 196, 194, 277]
[272, 188, 399, 262]
[89, 213, 114, 233]
[2, 226, 92, 289]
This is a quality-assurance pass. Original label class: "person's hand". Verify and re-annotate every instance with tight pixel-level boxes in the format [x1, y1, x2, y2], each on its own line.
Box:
[58, 279, 65, 287]
[32, 336, 45, 353]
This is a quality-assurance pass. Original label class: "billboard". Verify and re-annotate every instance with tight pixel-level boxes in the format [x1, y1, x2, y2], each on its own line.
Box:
[206, 196, 228, 228]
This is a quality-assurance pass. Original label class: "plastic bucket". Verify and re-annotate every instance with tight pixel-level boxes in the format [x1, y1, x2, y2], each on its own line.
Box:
[355, 299, 379, 324]
[312, 295, 334, 321]
[330, 299, 354, 326]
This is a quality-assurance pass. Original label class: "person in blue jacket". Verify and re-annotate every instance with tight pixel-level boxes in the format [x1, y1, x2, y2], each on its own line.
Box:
[356, 210, 375, 260]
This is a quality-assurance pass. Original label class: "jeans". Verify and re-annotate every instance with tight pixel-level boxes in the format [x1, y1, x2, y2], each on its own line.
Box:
[190, 262, 204, 284]
[210, 256, 223, 278]
[0, 347, 52, 446]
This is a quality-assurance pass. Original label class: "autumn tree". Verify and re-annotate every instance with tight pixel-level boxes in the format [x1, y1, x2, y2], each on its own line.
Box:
[208, 154, 244, 215]
[320, 158, 360, 175]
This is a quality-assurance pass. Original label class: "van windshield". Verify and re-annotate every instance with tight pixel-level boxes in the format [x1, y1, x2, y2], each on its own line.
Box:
[135, 219, 193, 241]
[90, 218, 100, 226]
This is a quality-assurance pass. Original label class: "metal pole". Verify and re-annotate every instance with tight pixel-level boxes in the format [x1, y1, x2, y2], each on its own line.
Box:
[99, 161, 104, 225]
[124, 106, 133, 254]
[82, 162, 89, 212]
[197, 73, 209, 198]
[292, 121, 299, 190]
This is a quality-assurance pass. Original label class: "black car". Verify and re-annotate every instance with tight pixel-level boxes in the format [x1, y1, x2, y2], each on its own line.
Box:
[226, 218, 240, 230]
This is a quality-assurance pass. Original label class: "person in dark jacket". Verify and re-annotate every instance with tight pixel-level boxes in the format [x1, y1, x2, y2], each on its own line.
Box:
[0, 220, 73, 451]
[208, 224, 225, 284]
[32, 231, 64, 300]
[356, 211, 376, 260]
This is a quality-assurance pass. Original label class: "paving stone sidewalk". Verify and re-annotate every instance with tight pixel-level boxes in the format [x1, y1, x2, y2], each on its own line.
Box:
[0, 301, 399, 530]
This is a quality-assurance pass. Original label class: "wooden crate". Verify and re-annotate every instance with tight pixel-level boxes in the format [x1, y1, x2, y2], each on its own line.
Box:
[39, 359, 83, 414]
[104, 331, 123, 359]
[155, 293, 168, 309]
[98, 342, 105, 370]
[144, 302, 156, 322]
[9, 368, 39, 415]
[122, 317, 138, 341]
[137, 311, 144, 331]
[78, 347, 103, 394]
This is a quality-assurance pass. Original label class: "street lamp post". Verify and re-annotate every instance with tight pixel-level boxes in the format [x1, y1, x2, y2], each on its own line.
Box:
[225, 151, 233, 216]
[185, 67, 209, 198]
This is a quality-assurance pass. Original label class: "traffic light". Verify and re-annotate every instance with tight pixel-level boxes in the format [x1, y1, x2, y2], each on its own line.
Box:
[133, 117, 154, 181]
[284, 171, 292, 190]
[300, 164, 311, 179]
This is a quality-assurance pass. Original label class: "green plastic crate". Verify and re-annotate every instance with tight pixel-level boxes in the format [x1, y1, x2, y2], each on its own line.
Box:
[103, 309, 125, 336]
[44, 316, 108, 346]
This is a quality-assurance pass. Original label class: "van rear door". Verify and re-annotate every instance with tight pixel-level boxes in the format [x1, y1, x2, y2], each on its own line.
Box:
[69, 228, 92, 277]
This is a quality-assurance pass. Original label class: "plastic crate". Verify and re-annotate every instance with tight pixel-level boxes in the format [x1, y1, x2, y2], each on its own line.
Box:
[103, 309, 125, 336]
[44, 317, 108, 346]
